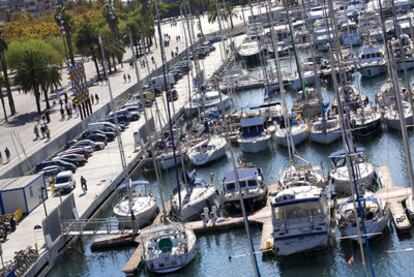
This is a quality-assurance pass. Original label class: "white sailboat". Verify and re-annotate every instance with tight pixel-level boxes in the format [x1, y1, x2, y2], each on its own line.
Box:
[336, 190, 390, 241]
[329, 148, 376, 196]
[310, 103, 341, 144]
[271, 185, 331, 256]
[188, 135, 227, 166]
[349, 104, 383, 137]
[172, 176, 218, 221]
[185, 89, 234, 117]
[275, 114, 309, 147]
[384, 101, 414, 130]
[113, 181, 159, 229]
[141, 223, 197, 273]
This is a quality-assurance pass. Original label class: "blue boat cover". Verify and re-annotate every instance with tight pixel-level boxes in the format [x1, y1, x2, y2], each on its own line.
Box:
[240, 117, 264, 128]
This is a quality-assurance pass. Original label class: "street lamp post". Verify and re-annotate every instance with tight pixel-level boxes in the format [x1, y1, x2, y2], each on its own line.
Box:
[33, 225, 42, 253]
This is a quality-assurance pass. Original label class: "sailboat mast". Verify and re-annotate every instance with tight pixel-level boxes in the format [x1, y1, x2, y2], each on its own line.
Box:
[154, 0, 182, 212]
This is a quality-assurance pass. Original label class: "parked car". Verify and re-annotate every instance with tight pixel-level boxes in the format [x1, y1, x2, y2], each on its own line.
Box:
[104, 113, 129, 125]
[82, 129, 115, 142]
[82, 133, 108, 145]
[41, 165, 62, 179]
[36, 160, 76, 173]
[54, 171, 76, 194]
[116, 108, 140, 121]
[66, 146, 94, 155]
[88, 122, 122, 132]
[72, 139, 105, 151]
[53, 154, 87, 167]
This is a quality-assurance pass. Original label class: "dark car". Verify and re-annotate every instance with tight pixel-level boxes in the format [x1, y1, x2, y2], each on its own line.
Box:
[104, 114, 129, 125]
[82, 133, 108, 145]
[58, 148, 90, 159]
[36, 160, 76, 173]
[53, 154, 87, 167]
[82, 129, 116, 142]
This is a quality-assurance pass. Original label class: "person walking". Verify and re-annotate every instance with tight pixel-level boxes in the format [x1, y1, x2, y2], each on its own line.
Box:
[95, 93, 100, 104]
[0, 151, 2, 165]
[45, 125, 50, 140]
[123, 73, 127, 83]
[127, 74, 131, 83]
[80, 176, 88, 193]
[34, 124, 40, 140]
[59, 98, 63, 107]
[4, 147, 10, 163]
[90, 94, 94, 105]
[59, 106, 65, 120]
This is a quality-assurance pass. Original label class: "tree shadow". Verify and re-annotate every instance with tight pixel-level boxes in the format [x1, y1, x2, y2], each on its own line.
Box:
[5, 112, 39, 127]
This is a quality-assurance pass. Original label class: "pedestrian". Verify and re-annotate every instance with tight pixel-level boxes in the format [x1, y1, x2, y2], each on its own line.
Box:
[40, 124, 46, 138]
[151, 56, 155, 64]
[45, 109, 50, 123]
[64, 92, 68, 102]
[4, 147, 10, 163]
[45, 125, 50, 140]
[95, 93, 100, 104]
[59, 98, 63, 107]
[34, 124, 40, 140]
[90, 94, 94, 105]
[0, 151, 2, 165]
[127, 74, 131, 83]
[176, 46, 179, 53]
[123, 73, 127, 83]
[129, 61, 133, 68]
[171, 50, 174, 58]
[81, 176, 88, 192]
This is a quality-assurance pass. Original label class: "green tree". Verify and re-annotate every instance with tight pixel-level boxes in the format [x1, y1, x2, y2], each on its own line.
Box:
[9, 39, 63, 113]
[0, 26, 16, 115]
[207, 0, 238, 29]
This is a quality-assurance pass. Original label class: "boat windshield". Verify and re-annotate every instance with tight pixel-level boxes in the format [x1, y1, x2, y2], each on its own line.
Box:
[224, 179, 258, 192]
[274, 201, 323, 220]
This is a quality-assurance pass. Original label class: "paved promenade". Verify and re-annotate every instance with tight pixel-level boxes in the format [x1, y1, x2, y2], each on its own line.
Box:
[0, 4, 265, 178]
[0, 26, 245, 266]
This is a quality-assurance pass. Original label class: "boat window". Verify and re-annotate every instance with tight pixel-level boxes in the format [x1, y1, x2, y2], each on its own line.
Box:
[239, 181, 247, 188]
[281, 201, 322, 219]
[225, 182, 235, 191]
[361, 54, 366, 59]
[247, 180, 257, 187]
[376, 52, 381, 58]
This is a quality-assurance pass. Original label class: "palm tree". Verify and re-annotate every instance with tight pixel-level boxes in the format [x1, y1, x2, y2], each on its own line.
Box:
[0, 25, 15, 115]
[14, 50, 52, 114]
[207, 0, 238, 29]
[41, 65, 62, 109]
[75, 19, 101, 79]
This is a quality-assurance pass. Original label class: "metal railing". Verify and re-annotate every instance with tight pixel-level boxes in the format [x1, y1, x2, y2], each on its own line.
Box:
[61, 218, 136, 236]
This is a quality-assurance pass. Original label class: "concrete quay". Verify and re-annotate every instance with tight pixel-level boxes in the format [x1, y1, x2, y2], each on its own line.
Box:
[2, 31, 245, 277]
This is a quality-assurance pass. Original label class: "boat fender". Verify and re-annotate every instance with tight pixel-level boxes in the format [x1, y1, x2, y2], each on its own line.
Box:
[179, 242, 188, 253]
[396, 215, 406, 223]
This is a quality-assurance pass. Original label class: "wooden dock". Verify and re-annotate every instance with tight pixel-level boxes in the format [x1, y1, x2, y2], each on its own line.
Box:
[123, 243, 143, 276]
[376, 166, 412, 232]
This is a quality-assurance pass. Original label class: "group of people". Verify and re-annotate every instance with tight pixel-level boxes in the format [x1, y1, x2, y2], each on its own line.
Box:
[0, 147, 11, 165]
[123, 73, 132, 83]
[34, 121, 51, 141]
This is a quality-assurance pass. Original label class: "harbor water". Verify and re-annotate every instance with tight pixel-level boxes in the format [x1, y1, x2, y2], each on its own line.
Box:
[49, 58, 414, 276]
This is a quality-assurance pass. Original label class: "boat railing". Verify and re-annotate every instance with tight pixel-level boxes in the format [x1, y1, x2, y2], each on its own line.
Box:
[61, 218, 136, 236]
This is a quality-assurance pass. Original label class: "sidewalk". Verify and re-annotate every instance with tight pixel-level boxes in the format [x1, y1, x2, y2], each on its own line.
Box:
[0, 4, 265, 178]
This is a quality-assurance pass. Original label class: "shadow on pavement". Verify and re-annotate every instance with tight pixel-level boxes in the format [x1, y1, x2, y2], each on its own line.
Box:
[5, 112, 38, 127]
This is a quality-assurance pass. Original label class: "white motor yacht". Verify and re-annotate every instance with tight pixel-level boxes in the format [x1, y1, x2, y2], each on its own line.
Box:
[188, 135, 227, 166]
[271, 185, 331, 256]
[329, 148, 376, 196]
[336, 190, 390, 241]
[141, 223, 197, 273]
[221, 166, 267, 213]
[358, 44, 387, 78]
[238, 23, 266, 65]
[185, 89, 234, 117]
[172, 176, 218, 221]
[341, 20, 361, 46]
[237, 117, 272, 153]
[384, 101, 414, 130]
[113, 181, 158, 229]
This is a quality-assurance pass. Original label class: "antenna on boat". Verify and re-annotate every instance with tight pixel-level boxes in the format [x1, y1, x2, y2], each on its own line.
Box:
[98, 35, 137, 233]
[381, 0, 414, 220]
[154, 0, 182, 214]
[324, 7, 376, 277]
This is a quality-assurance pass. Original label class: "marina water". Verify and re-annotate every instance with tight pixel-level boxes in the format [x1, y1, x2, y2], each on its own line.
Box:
[49, 59, 414, 276]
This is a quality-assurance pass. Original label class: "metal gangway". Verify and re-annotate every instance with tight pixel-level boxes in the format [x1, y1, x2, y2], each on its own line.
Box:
[61, 218, 137, 236]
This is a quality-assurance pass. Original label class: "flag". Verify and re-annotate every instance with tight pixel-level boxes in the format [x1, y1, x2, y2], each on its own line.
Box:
[295, 113, 302, 121]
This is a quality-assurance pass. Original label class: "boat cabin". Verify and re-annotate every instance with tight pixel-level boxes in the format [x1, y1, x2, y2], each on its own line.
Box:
[239, 117, 266, 139]
[222, 167, 263, 194]
[359, 45, 384, 63]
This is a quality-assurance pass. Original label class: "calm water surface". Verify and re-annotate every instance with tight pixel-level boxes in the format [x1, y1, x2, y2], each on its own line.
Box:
[49, 60, 414, 276]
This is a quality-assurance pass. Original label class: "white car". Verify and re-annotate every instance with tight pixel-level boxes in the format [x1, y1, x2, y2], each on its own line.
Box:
[54, 171, 76, 194]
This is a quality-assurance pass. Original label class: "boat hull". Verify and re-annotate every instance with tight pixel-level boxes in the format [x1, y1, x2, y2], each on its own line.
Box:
[274, 233, 329, 256]
[359, 64, 386, 78]
[180, 187, 218, 221]
[238, 135, 271, 153]
[185, 97, 234, 117]
[385, 114, 414, 130]
[276, 128, 309, 147]
[223, 193, 267, 214]
[159, 153, 182, 170]
[114, 203, 158, 229]
[351, 118, 382, 137]
[397, 59, 414, 71]
[310, 130, 341, 144]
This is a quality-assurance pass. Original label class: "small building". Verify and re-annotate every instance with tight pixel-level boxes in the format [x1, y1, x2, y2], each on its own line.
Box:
[0, 174, 47, 215]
